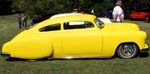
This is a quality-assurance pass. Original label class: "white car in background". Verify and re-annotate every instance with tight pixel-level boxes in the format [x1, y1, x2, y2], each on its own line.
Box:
[98, 17, 112, 24]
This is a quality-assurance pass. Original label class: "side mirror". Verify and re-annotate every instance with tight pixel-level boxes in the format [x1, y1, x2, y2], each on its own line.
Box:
[98, 21, 104, 29]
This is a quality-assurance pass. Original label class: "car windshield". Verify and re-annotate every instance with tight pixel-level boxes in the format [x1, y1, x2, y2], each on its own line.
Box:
[94, 18, 104, 27]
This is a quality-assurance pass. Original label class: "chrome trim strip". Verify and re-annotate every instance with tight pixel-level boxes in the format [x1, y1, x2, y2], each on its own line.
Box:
[49, 56, 112, 60]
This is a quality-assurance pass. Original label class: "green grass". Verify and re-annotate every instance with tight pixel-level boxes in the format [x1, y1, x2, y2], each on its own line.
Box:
[0, 14, 150, 74]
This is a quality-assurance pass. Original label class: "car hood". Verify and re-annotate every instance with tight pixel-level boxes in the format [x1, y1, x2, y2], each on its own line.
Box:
[102, 23, 140, 31]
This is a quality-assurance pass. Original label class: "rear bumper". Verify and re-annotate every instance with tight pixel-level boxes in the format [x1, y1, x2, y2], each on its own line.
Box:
[0, 52, 10, 57]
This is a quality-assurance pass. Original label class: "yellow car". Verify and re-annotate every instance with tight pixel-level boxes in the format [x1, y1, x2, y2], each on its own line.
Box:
[1, 13, 149, 60]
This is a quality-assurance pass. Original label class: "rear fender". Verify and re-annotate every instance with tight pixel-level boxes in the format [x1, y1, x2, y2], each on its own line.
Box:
[6, 38, 53, 59]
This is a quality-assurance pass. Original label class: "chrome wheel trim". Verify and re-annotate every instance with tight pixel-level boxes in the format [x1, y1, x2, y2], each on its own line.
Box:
[118, 44, 138, 58]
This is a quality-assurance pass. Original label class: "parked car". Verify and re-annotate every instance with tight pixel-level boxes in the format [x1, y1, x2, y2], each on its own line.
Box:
[1, 13, 149, 60]
[129, 8, 150, 22]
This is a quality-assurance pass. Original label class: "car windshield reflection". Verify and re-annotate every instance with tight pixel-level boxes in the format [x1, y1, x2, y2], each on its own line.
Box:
[95, 18, 104, 27]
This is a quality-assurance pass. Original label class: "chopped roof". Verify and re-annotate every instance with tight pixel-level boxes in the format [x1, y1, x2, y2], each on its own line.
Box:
[35, 13, 96, 28]
[49, 13, 96, 23]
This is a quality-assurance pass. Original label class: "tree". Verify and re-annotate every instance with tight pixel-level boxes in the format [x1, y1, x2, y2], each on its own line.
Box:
[10, 0, 150, 18]
[0, 0, 12, 15]
[79, 0, 113, 16]
[11, 0, 74, 17]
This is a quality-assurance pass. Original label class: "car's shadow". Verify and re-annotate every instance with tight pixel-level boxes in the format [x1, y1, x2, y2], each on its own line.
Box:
[138, 52, 149, 58]
[6, 57, 116, 61]
[5, 53, 149, 62]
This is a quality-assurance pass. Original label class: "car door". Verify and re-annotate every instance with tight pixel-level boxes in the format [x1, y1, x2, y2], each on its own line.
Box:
[38, 23, 63, 57]
[61, 21, 103, 57]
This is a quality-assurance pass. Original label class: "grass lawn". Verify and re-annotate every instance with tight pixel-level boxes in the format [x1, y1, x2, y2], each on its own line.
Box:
[0, 14, 150, 74]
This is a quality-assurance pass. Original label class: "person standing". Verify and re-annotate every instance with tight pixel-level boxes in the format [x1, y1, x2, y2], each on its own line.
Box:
[91, 8, 95, 14]
[18, 14, 22, 29]
[31, 15, 38, 26]
[23, 16, 28, 28]
[112, 0, 124, 22]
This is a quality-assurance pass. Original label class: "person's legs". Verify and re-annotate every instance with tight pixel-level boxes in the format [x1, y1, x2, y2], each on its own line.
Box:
[22, 21, 25, 28]
[25, 21, 27, 28]
[19, 22, 22, 29]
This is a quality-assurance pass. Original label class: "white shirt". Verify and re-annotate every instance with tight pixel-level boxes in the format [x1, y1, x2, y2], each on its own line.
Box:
[112, 6, 124, 22]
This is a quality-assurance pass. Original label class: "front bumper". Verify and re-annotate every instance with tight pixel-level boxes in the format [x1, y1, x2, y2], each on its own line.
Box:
[140, 44, 150, 53]
[140, 48, 149, 53]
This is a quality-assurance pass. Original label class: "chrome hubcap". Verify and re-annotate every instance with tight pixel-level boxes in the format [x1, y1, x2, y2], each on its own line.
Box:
[120, 44, 136, 57]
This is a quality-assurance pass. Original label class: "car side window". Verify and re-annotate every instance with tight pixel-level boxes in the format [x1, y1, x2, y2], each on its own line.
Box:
[39, 23, 60, 32]
[64, 21, 94, 30]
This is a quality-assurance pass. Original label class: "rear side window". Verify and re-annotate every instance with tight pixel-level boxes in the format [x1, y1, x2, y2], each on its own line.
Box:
[64, 21, 94, 30]
[39, 23, 60, 32]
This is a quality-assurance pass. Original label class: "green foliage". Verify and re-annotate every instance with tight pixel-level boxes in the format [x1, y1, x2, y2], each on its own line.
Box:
[11, 0, 77, 17]
[1, 0, 150, 17]
[0, 0, 12, 15]
[11, 0, 114, 17]
[123, 0, 150, 10]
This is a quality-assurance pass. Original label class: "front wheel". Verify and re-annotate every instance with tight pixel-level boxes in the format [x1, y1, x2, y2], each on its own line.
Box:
[117, 44, 138, 58]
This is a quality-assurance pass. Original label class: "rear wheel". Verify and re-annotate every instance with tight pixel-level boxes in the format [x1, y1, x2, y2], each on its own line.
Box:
[117, 43, 138, 58]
